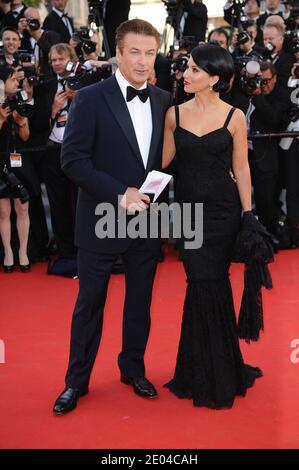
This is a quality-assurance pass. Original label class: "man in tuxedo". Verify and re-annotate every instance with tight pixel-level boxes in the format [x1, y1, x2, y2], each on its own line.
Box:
[43, 0, 74, 44]
[53, 19, 173, 415]
[1, 0, 26, 29]
[19, 7, 60, 78]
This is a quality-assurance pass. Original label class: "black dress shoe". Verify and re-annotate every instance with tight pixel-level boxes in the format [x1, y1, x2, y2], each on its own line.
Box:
[3, 265, 14, 273]
[53, 386, 89, 415]
[120, 374, 158, 398]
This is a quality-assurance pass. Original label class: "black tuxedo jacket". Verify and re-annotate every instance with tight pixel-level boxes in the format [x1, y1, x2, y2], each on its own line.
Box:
[61, 76, 173, 253]
[43, 10, 74, 44]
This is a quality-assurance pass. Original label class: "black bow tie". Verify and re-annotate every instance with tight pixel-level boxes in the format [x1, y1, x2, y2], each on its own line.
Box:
[126, 86, 149, 103]
[61, 12, 69, 18]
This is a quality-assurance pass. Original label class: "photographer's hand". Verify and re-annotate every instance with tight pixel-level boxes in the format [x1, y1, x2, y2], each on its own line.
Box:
[291, 63, 299, 80]
[18, 18, 28, 35]
[51, 90, 68, 117]
[0, 105, 11, 128]
[14, 67, 25, 82]
[23, 78, 34, 101]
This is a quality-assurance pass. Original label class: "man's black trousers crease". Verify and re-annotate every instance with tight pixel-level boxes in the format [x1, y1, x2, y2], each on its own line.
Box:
[65, 240, 159, 390]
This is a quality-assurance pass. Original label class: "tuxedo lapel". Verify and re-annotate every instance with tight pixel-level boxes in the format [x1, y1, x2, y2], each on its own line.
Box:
[104, 76, 145, 168]
[146, 85, 163, 172]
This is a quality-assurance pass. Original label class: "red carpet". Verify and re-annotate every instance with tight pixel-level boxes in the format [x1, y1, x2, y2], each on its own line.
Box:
[0, 246, 299, 449]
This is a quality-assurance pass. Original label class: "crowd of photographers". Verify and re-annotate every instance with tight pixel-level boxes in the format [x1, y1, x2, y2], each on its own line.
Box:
[0, 0, 298, 275]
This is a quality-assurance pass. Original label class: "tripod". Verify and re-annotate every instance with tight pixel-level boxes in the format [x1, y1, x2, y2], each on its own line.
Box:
[88, 0, 111, 59]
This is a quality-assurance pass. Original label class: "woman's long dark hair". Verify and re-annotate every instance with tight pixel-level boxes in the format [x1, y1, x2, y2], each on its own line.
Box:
[191, 44, 234, 93]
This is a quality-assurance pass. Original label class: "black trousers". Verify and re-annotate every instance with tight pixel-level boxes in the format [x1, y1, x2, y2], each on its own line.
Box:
[43, 143, 76, 257]
[65, 240, 158, 390]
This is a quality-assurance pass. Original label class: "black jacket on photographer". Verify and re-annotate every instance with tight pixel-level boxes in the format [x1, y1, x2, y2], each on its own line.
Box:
[177, 0, 208, 42]
[250, 84, 290, 174]
[270, 49, 295, 88]
[21, 29, 61, 78]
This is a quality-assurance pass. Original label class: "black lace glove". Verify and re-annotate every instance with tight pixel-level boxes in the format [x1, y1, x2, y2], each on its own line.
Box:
[232, 211, 274, 342]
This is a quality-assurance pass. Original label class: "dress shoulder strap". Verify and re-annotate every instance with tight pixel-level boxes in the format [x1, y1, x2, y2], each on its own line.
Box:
[223, 107, 236, 129]
[175, 105, 180, 128]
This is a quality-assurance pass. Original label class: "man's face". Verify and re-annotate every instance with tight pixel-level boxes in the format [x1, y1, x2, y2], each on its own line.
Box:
[2, 30, 21, 55]
[263, 26, 284, 53]
[116, 33, 158, 88]
[245, 0, 260, 16]
[52, 0, 67, 11]
[11, 0, 23, 7]
[261, 68, 277, 94]
[209, 32, 228, 49]
[265, 0, 281, 12]
[246, 25, 257, 41]
[50, 50, 71, 76]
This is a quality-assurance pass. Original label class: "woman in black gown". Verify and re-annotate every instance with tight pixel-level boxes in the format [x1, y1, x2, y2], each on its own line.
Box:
[162, 44, 263, 409]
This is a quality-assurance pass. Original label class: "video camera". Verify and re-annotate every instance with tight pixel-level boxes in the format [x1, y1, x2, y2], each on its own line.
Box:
[162, 0, 179, 29]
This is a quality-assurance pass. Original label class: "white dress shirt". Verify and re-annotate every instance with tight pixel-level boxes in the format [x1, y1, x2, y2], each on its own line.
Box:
[115, 69, 152, 169]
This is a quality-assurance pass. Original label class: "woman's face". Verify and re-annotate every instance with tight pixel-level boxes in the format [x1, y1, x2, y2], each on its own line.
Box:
[183, 56, 218, 94]
[5, 74, 19, 95]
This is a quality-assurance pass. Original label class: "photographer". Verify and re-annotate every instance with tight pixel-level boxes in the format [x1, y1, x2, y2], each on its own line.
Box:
[43, 0, 74, 44]
[248, 62, 290, 235]
[279, 47, 299, 247]
[18, 7, 60, 78]
[0, 66, 39, 272]
[263, 22, 295, 86]
[208, 27, 229, 48]
[224, 0, 262, 41]
[0, 27, 25, 82]
[178, 0, 208, 42]
[42, 43, 79, 260]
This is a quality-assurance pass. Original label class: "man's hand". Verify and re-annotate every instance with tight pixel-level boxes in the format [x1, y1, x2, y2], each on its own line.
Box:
[51, 90, 68, 117]
[0, 104, 11, 125]
[120, 187, 150, 212]
[18, 18, 28, 35]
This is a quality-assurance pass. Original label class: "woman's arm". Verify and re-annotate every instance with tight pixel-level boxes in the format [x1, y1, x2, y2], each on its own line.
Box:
[13, 111, 30, 142]
[162, 106, 176, 169]
[231, 108, 252, 212]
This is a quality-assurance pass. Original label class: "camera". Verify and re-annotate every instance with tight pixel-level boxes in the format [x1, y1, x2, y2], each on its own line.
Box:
[0, 166, 29, 204]
[171, 54, 189, 73]
[235, 56, 263, 94]
[73, 27, 97, 55]
[237, 31, 252, 46]
[27, 18, 40, 31]
[23, 67, 39, 87]
[2, 90, 33, 117]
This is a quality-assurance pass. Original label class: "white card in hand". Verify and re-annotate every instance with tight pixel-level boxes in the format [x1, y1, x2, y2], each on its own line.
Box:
[139, 170, 172, 202]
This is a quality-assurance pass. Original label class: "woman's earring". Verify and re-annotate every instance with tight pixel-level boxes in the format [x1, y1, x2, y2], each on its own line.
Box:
[209, 85, 213, 91]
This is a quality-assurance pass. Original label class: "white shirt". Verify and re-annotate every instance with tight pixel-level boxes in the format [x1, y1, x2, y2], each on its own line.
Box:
[115, 69, 152, 169]
[52, 7, 73, 36]
[49, 75, 68, 144]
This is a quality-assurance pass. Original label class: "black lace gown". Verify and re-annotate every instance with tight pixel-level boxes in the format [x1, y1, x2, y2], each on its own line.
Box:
[164, 106, 262, 409]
